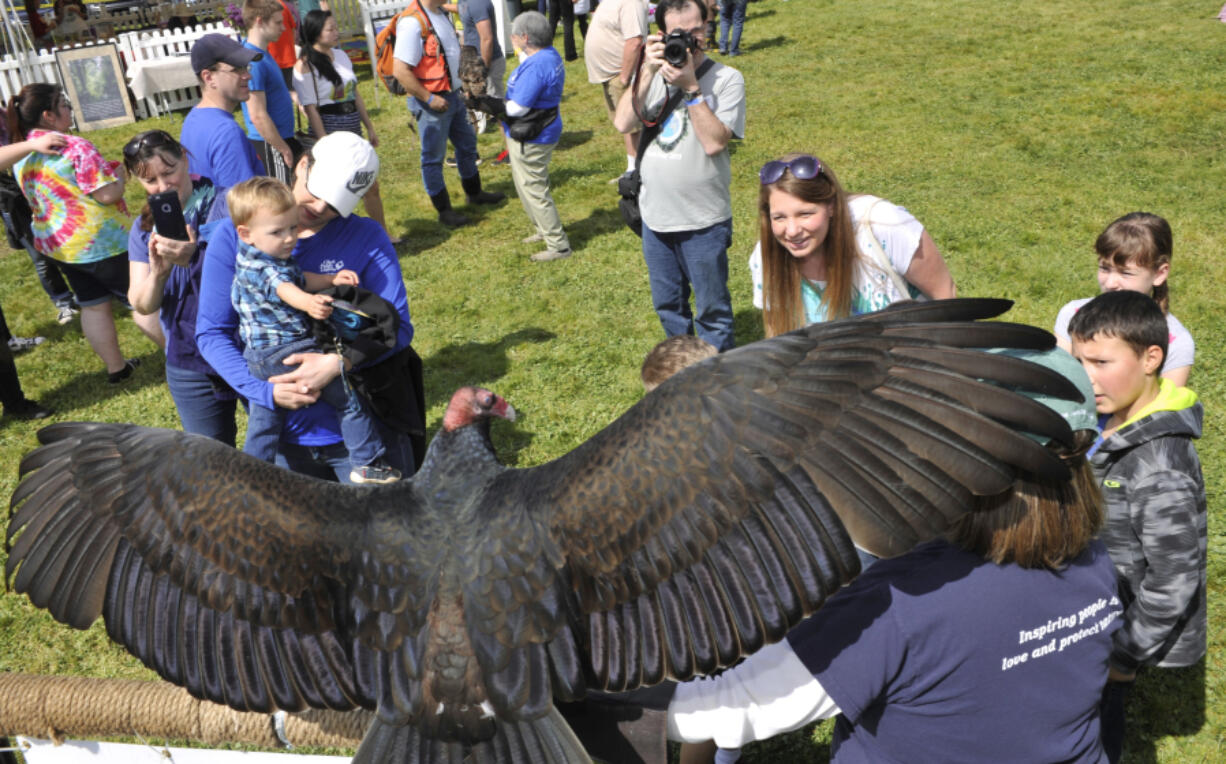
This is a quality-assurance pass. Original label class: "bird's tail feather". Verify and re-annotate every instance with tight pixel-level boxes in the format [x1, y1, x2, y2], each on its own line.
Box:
[354, 707, 592, 764]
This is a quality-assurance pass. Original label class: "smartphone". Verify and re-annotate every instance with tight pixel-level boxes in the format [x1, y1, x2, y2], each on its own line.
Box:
[148, 190, 190, 241]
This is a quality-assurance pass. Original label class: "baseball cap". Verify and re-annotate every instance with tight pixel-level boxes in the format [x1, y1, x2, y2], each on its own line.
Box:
[986, 347, 1097, 442]
[305, 132, 380, 218]
[190, 33, 262, 75]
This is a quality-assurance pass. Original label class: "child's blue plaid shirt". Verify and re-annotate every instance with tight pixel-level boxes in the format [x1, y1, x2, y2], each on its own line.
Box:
[232, 240, 311, 351]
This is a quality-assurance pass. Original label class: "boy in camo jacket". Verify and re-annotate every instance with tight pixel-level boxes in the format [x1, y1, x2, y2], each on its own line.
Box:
[1070, 290, 1206, 763]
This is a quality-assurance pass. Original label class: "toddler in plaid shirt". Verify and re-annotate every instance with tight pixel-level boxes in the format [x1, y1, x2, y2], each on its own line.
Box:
[229, 177, 399, 484]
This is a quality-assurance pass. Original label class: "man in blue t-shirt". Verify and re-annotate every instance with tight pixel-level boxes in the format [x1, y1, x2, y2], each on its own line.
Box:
[196, 132, 421, 481]
[240, 0, 299, 183]
[182, 33, 266, 189]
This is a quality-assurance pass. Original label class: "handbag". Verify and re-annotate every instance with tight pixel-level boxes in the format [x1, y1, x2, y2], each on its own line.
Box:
[617, 58, 714, 237]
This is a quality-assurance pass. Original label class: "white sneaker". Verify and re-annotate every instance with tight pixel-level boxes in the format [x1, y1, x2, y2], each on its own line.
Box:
[530, 248, 572, 262]
[7, 336, 45, 353]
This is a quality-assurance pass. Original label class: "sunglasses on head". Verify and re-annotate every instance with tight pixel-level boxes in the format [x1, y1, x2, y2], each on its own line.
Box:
[123, 130, 176, 160]
[759, 155, 823, 185]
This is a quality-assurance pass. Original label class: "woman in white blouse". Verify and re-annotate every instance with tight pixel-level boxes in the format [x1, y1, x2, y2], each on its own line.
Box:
[293, 10, 395, 242]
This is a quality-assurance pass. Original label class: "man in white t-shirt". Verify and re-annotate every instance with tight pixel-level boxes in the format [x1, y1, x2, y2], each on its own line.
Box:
[614, 0, 745, 352]
[585, 0, 649, 176]
[391, 0, 504, 227]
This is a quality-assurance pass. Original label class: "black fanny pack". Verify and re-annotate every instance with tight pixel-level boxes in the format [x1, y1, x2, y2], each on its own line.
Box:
[506, 106, 559, 142]
[318, 101, 358, 116]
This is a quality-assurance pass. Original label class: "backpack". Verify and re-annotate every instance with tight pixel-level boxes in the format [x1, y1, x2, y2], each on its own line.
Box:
[375, 2, 443, 96]
[0, 171, 33, 250]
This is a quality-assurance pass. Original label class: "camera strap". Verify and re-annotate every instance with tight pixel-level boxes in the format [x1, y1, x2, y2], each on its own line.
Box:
[631, 56, 715, 176]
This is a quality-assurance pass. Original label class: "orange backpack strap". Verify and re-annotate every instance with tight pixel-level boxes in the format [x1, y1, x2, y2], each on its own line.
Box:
[376, 1, 451, 96]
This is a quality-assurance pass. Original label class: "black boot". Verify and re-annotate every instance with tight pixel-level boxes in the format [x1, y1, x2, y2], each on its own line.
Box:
[461, 174, 505, 206]
[429, 189, 471, 228]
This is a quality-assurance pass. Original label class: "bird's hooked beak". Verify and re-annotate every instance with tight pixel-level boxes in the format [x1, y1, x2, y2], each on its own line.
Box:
[489, 396, 516, 422]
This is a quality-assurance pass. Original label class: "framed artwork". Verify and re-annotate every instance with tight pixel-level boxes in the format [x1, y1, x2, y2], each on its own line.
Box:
[55, 43, 135, 132]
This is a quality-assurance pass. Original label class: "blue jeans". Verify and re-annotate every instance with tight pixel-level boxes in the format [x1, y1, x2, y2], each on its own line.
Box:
[407, 90, 480, 196]
[719, 0, 748, 53]
[243, 337, 385, 469]
[641, 219, 735, 352]
[276, 423, 415, 483]
[165, 362, 238, 447]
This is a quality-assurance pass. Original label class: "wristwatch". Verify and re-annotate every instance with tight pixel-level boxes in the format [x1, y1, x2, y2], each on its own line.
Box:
[684, 89, 702, 106]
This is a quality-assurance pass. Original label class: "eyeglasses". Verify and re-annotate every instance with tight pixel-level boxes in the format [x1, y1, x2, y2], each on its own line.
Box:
[759, 155, 823, 185]
[211, 65, 249, 76]
[123, 130, 176, 160]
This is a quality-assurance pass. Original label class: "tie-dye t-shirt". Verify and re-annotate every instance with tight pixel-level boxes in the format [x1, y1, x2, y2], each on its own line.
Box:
[14, 129, 129, 264]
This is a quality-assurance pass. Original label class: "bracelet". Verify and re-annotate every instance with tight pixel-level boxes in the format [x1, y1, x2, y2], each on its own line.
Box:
[426, 93, 434, 106]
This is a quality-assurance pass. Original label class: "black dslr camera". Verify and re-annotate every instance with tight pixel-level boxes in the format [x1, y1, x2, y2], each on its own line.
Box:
[662, 30, 698, 67]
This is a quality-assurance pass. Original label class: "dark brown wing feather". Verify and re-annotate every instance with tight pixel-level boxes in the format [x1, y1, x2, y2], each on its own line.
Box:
[463, 298, 1081, 699]
[6, 423, 438, 718]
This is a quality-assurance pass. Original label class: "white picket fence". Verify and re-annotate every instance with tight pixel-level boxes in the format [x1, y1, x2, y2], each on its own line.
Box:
[0, 21, 236, 120]
[0, 0, 413, 120]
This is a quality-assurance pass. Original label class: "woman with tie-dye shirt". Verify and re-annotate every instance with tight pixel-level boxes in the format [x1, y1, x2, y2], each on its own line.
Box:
[7, 83, 161, 383]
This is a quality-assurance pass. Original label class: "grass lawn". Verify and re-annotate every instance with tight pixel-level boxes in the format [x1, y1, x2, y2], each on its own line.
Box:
[1, 0, 1224, 761]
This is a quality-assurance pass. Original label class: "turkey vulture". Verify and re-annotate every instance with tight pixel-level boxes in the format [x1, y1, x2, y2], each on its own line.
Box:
[7, 299, 1084, 763]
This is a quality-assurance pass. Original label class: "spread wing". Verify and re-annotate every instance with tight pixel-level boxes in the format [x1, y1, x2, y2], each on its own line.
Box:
[461, 299, 1084, 705]
[6, 424, 439, 716]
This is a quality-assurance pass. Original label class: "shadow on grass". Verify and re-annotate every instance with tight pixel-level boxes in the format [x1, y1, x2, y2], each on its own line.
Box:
[558, 129, 594, 150]
[733, 308, 765, 348]
[423, 327, 556, 466]
[1121, 660, 1206, 764]
[567, 207, 626, 251]
[36, 349, 165, 413]
[424, 327, 557, 398]
[490, 420, 536, 467]
[396, 217, 455, 256]
[744, 35, 787, 53]
[746, 8, 776, 22]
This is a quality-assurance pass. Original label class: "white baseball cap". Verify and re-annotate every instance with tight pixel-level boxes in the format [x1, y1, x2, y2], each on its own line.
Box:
[305, 132, 379, 218]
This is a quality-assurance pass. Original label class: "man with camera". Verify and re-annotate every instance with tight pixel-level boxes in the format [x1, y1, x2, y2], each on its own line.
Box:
[613, 0, 745, 352]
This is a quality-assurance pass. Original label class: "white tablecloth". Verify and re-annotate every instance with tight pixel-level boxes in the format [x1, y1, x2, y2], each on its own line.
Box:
[126, 55, 197, 102]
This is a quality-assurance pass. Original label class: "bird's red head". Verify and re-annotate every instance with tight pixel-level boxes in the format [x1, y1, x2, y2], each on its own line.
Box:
[442, 386, 517, 432]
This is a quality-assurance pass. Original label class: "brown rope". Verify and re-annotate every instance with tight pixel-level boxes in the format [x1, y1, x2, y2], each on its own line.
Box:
[0, 673, 370, 750]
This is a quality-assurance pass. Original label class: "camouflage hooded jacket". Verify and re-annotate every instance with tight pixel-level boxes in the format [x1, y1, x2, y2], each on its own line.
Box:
[1090, 380, 1206, 673]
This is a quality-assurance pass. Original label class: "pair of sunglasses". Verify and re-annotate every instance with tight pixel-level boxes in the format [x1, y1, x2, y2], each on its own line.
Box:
[759, 155, 823, 185]
[122, 130, 176, 160]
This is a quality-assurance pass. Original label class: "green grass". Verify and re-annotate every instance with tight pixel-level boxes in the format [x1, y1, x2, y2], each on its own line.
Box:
[1, 0, 1224, 760]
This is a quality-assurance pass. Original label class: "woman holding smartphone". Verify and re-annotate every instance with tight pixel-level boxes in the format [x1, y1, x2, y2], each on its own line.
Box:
[125, 129, 239, 445]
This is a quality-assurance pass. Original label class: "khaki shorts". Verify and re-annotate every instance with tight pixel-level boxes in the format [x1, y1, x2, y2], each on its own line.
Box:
[601, 78, 630, 123]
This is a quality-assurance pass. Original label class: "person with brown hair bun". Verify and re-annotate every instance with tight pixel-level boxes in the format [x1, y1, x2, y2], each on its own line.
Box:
[665, 348, 1122, 764]
[750, 153, 956, 338]
[8, 83, 161, 384]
